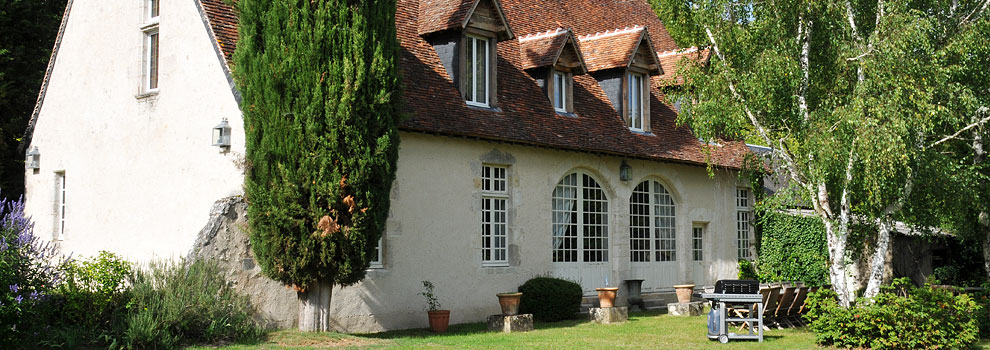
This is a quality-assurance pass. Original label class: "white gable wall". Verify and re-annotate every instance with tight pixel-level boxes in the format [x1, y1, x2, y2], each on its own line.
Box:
[24, 0, 244, 262]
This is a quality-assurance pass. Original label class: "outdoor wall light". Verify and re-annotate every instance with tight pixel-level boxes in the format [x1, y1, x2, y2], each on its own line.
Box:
[26, 147, 40, 170]
[212, 118, 231, 150]
[620, 160, 632, 181]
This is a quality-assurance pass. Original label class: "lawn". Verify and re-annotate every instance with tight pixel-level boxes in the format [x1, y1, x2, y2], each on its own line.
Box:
[184, 310, 852, 349]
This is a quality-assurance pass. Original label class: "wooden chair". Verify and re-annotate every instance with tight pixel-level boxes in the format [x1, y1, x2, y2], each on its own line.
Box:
[733, 283, 780, 331]
[784, 286, 808, 327]
[772, 284, 797, 329]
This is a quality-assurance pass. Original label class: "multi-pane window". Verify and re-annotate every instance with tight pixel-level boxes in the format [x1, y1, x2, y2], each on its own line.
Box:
[629, 180, 675, 262]
[552, 173, 608, 263]
[482, 165, 508, 266]
[692, 226, 704, 261]
[552, 70, 568, 112]
[143, 0, 160, 92]
[369, 236, 383, 269]
[55, 172, 65, 240]
[628, 72, 645, 130]
[465, 35, 490, 107]
[736, 188, 752, 260]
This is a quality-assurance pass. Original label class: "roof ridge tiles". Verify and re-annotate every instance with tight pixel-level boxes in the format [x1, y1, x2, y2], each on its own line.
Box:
[518, 27, 568, 42]
[577, 25, 644, 41]
[657, 46, 699, 57]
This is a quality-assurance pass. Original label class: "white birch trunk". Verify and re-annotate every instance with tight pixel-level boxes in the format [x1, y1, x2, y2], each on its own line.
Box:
[863, 218, 894, 298]
[823, 218, 853, 306]
[298, 281, 333, 332]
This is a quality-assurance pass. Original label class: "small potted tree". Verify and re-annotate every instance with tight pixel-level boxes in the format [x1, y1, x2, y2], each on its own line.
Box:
[421, 280, 449, 332]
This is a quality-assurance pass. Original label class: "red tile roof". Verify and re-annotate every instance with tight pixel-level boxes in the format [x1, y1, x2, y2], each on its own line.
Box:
[657, 47, 711, 85]
[198, 0, 749, 169]
[517, 28, 586, 73]
[199, 0, 238, 64]
[578, 26, 655, 73]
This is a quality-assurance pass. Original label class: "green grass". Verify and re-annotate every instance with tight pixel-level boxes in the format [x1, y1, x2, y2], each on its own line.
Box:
[188, 310, 990, 350]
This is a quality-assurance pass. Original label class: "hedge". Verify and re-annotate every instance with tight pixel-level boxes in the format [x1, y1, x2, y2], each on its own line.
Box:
[756, 211, 829, 285]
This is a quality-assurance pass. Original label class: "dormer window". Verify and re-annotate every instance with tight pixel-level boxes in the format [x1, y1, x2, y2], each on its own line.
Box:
[627, 72, 646, 130]
[518, 28, 586, 114]
[465, 34, 491, 107]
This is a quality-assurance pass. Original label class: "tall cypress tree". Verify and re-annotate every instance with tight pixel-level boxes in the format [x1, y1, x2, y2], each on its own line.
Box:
[234, 0, 401, 331]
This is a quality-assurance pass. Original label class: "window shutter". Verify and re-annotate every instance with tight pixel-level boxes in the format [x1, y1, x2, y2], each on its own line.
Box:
[643, 78, 651, 132]
[546, 70, 554, 105]
[622, 74, 631, 126]
[565, 73, 574, 113]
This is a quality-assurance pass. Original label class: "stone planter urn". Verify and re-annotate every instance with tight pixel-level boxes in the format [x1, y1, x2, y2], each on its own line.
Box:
[496, 292, 522, 315]
[427, 310, 450, 332]
[596, 287, 619, 308]
[673, 284, 695, 303]
[624, 279, 645, 310]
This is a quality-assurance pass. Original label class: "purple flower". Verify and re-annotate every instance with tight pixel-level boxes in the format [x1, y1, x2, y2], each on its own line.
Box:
[9, 284, 18, 293]
[14, 295, 22, 304]
[29, 291, 39, 300]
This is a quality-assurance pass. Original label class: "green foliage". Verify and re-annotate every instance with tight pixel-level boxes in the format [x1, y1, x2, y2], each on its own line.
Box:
[234, 0, 403, 290]
[805, 279, 981, 349]
[420, 280, 441, 311]
[971, 282, 990, 338]
[123, 259, 263, 349]
[517, 277, 582, 322]
[0, 0, 66, 199]
[755, 212, 829, 285]
[737, 259, 758, 280]
[49, 251, 132, 348]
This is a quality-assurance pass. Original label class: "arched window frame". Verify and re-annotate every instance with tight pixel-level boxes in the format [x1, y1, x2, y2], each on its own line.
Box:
[552, 172, 609, 263]
[629, 180, 676, 262]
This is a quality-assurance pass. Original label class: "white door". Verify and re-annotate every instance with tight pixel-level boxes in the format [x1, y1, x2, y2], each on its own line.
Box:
[628, 180, 678, 292]
[551, 172, 611, 293]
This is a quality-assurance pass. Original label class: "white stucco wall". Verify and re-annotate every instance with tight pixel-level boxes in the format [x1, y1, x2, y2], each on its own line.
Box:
[325, 132, 747, 332]
[23, 0, 245, 262]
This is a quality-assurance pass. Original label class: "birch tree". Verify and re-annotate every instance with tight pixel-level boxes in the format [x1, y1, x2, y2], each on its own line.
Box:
[652, 0, 990, 305]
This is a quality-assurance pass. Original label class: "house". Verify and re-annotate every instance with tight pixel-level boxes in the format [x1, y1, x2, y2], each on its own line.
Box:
[23, 0, 752, 331]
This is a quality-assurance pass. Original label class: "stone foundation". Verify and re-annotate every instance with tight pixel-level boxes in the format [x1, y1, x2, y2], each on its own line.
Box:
[667, 301, 705, 316]
[487, 314, 534, 333]
[589, 307, 628, 324]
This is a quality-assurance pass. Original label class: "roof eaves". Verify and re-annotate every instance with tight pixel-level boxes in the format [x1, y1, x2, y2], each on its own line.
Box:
[20, 0, 74, 154]
[459, 0, 515, 40]
[625, 28, 662, 76]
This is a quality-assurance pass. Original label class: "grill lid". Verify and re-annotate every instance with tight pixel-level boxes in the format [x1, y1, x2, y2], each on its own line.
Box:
[714, 279, 759, 294]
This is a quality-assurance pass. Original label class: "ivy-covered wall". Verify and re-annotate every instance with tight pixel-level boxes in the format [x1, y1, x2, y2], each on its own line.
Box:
[756, 211, 830, 285]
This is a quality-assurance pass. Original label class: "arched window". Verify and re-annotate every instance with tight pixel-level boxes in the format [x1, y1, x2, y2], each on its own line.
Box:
[630, 180, 676, 262]
[552, 172, 609, 262]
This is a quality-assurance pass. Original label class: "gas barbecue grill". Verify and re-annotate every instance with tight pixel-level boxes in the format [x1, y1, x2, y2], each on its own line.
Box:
[697, 280, 763, 343]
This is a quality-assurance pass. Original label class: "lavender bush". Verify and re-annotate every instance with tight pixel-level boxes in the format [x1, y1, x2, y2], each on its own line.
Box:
[0, 192, 70, 347]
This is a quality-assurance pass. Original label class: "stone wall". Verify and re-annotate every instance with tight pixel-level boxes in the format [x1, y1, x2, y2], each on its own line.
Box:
[188, 196, 297, 329]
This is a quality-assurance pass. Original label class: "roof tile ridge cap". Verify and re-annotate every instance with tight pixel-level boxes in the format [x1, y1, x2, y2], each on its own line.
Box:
[658, 46, 699, 57]
[577, 25, 644, 41]
[518, 27, 567, 42]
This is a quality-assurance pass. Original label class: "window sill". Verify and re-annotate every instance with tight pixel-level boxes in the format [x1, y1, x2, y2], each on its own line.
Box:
[556, 111, 578, 118]
[367, 264, 385, 270]
[482, 262, 510, 268]
[465, 103, 501, 112]
[628, 129, 655, 136]
[135, 90, 159, 100]
[140, 20, 159, 32]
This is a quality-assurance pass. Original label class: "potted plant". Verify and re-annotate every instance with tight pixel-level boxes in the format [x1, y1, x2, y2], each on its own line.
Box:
[596, 287, 619, 308]
[496, 292, 522, 315]
[421, 280, 449, 332]
[673, 284, 695, 303]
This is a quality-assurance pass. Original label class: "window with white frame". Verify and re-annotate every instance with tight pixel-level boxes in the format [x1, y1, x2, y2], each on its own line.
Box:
[481, 165, 508, 266]
[552, 70, 569, 113]
[55, 172, 65, 240]
[736, 188, 752, 260]
[692, 225, 704, 261]
[553, 172, 608, 263]
[369, 236, 383, 269]
[465, 35, 490, 107]
[629, 180, 675, 262]
[627, 72, 645, 131]
[142, 0, 160, 92]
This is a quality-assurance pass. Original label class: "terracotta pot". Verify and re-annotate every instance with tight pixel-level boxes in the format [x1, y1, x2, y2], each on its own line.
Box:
[674, 284, 695, 303]
[427, 310, 450, 333]
[596, 287, 619, 308]
[496, 292, 522, 316]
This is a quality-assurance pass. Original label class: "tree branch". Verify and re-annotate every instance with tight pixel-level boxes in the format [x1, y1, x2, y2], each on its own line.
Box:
[929, 108, 990, 148]
[839, 139, 858, 232]
[961, 0, 990, 26]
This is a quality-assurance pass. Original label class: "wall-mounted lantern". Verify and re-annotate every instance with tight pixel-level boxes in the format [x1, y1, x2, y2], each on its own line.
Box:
[620, 160, 632, 181]
[212, 118, 231, 150]
[26, 147, 40, 170]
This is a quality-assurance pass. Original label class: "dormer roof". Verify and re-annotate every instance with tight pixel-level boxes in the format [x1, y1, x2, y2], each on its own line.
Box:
[418, 0, 514, 40]
[517, 28, 587, 75]
[657, 47, 711, 85]
[579, 26, 662, 75]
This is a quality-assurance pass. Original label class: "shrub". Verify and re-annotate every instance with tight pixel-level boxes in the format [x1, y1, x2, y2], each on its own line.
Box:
[975, 282, 990, 338]
[123, 259, 263, 349]
[737, 259, 758, 280]
[518, 277, 582, 322]
[0, 194, 68, 348]
[805, 278, 980, 349]
[49, 251, 132, 348]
